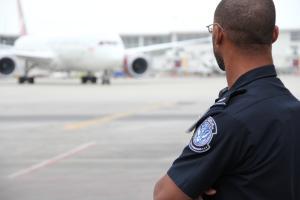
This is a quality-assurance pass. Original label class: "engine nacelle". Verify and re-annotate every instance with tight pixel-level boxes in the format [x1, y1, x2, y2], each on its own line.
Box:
[124, 55, 150, 77]
[0, 56, 16, 75]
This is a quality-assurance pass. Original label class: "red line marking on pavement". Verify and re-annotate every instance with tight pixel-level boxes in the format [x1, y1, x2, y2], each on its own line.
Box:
[8, 142, 96, 179]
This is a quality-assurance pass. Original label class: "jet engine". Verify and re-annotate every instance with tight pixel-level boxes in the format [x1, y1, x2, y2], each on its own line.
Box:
[0, 56, 16, 75]
[124, 55, 150, 77]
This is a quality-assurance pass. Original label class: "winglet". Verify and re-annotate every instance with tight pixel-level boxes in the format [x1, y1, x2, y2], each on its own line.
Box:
[17, 0, 27, 36]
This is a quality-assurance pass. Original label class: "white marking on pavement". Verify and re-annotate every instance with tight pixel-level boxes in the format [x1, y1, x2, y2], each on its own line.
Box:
[8, 142, 97, 179]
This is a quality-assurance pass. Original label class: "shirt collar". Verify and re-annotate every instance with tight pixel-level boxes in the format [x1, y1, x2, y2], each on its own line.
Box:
[230, 65, 277, 91]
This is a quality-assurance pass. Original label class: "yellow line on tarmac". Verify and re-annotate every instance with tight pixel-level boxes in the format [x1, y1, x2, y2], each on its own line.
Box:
[63, 102, 176, 131]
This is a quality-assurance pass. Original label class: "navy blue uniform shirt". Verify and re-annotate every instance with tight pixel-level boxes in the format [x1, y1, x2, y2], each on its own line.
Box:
[167, 65, 300, 200]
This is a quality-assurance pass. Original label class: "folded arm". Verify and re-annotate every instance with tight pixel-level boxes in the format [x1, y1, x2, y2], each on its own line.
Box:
[154, 175, 192, 200]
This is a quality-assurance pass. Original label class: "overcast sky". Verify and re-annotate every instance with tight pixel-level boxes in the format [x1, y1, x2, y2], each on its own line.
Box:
[0, 0, 300, 35]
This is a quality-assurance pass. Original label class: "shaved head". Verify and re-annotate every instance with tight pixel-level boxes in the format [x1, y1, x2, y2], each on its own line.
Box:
[214, 0, 276, 49]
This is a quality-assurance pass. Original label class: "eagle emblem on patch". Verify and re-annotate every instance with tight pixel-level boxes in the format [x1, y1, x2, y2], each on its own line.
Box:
[189, 116, 217, 153]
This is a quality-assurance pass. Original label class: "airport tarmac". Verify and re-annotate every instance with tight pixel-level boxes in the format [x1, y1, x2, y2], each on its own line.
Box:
[0, 75, 299, 200]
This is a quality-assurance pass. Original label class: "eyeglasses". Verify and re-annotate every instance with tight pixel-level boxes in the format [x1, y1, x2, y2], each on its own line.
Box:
[206, 23, 225, 34]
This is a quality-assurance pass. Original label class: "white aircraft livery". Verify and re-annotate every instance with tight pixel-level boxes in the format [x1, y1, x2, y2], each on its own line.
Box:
[0, 0, 210, 84]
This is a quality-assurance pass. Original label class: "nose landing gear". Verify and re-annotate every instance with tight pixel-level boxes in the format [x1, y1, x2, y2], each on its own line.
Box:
[18, 61, 35, 84]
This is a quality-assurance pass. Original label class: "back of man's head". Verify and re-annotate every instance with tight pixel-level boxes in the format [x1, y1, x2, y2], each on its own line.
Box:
[214, 0, 276, 50]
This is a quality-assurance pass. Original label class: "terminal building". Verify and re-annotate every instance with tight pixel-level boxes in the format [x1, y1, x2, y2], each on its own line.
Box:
[122, 30, 300, 73]
[121, 32, 209, 48]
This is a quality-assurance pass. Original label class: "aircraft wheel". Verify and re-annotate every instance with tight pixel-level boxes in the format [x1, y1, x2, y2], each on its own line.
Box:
[81, 77, 87, 84]
[28, 77, 35, 84]
[91, 77, 97, 84]
[18, 77, 26, 84]
[18, 76, 34, 84]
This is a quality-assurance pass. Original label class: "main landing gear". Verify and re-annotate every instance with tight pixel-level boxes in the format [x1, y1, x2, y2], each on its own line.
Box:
[81, 70, 111, 85]
[81, 76, 97, 84]
[81, 71, 97, 84]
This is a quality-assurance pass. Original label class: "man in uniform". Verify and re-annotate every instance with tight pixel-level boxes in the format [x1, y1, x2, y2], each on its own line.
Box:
[153, 0, 300, 199]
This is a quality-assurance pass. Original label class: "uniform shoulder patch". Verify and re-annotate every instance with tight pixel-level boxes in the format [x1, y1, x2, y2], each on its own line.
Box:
[189, 116, 217, 153]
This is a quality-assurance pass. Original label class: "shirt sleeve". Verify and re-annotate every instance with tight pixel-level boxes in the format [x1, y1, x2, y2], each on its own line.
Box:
[167, 112, 248, 199]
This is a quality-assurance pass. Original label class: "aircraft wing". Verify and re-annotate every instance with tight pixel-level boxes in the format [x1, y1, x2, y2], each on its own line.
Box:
[125, 37, 211, 54]
[13, 50, 55, 64]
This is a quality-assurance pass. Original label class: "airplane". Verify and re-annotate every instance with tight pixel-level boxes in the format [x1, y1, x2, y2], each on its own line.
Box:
[0, 0, 210, 85]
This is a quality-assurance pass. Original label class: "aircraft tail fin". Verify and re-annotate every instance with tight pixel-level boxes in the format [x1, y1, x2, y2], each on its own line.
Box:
[17, 0, 27, 35]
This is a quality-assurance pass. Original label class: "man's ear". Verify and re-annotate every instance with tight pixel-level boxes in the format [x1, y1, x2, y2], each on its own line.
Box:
[214, 26, 224, 47]
[272, 25, 279, 43]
